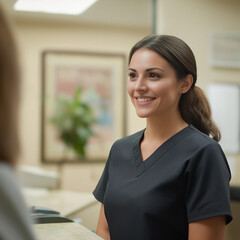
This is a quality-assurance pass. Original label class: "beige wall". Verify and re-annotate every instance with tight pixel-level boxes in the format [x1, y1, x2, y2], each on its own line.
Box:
[15, 20, 149, 191]
[157, 0, 240, 184]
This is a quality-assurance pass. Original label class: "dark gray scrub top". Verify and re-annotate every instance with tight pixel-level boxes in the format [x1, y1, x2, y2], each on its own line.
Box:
[93, 125, 232, 240]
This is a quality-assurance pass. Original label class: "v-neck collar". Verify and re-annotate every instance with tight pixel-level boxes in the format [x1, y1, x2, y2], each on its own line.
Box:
[133, 125, 192, 177]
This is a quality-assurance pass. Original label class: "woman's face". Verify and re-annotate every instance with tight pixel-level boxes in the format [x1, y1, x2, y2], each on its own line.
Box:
[127, 48, 183, 119]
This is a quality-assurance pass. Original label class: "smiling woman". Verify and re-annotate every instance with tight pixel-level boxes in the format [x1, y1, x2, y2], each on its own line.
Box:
[93, 35, 232, 240]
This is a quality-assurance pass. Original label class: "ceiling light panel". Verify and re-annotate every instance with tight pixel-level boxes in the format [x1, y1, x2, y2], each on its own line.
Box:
[14, 0, 98, 15]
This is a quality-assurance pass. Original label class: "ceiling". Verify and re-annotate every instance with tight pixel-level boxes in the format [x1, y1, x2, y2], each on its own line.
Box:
[2, 0, 152, 29]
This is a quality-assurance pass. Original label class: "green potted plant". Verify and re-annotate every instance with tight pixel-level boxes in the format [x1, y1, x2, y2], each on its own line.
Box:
[51, 87, 96, 158]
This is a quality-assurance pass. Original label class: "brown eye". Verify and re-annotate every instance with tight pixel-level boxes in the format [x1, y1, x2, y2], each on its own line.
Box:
[149, 72, 160, 79]
[128, 72, 137, 80]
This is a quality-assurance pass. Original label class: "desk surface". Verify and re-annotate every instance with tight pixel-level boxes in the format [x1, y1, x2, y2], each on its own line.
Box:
[24, 189, 96, 217]
[35, 222, 103, 240]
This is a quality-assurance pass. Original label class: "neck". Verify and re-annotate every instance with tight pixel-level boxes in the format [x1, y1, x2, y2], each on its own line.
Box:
[144, 110, 188, 141]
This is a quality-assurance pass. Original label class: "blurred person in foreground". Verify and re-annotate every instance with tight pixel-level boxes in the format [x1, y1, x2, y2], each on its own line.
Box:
[0, 2, 36, 240]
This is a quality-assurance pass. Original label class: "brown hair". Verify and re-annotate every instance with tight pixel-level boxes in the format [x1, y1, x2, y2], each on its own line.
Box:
[129, 35, 220, 141]
[0, 3, 20, 165]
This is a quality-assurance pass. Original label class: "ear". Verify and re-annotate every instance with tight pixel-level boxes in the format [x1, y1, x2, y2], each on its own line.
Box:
[179, 74, 193, 94]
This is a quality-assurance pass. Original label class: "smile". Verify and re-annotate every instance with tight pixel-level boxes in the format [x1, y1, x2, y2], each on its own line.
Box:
[136, 97, 155, 102]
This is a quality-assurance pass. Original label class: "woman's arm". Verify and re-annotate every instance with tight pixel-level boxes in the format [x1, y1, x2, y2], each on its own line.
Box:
[189, 216, 226, 240]
[96, 204, 110, 240]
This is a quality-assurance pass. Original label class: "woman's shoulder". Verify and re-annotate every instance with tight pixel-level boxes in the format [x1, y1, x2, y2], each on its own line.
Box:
[180, 124, 226, 159]
[184, 125, 226, 161]
[187, 124, 218, 146]
[0, 162, 21, 191]
[112, 129, 144, 148]
[0, 162, 15, 179]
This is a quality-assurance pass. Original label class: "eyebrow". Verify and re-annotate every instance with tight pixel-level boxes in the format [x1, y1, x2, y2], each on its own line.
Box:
[128, 67, 165, 72]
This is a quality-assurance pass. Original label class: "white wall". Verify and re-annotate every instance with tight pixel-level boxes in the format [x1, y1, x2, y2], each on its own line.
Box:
[15, 20, 149, 191]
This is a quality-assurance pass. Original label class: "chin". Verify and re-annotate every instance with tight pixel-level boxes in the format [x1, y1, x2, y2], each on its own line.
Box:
[137, 115, 147, 119]
[136, 111, 149, 118]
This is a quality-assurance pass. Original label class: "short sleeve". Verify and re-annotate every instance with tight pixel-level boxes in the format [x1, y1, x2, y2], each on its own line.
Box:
[185, 142, 232, 224]
[93, 147, 112, 203]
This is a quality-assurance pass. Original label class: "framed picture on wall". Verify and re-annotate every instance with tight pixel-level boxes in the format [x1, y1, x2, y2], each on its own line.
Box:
[41, 51, 126, 163]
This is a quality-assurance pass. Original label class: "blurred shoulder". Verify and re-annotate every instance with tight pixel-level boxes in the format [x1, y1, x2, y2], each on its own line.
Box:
[0, 162, 20, 191]
[0, 162, 15, 178]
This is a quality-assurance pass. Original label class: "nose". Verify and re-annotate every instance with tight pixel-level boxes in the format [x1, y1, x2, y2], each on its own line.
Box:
[134, 75, 147, 92]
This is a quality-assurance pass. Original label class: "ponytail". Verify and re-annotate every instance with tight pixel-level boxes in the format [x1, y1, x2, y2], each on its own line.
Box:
[179, 86, 221, 142]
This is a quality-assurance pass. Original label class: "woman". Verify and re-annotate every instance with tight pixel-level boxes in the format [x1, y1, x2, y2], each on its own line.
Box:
[0, 3, 36, 240]
[93, 35, 232, 240]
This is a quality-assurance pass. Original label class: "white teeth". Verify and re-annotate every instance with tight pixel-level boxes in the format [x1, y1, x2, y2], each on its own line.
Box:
[137, 98, 154, 102]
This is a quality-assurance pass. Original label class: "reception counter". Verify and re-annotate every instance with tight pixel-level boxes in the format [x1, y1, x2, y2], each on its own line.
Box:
[24, 189, 100, 231]
[34, 222, 103, 240]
